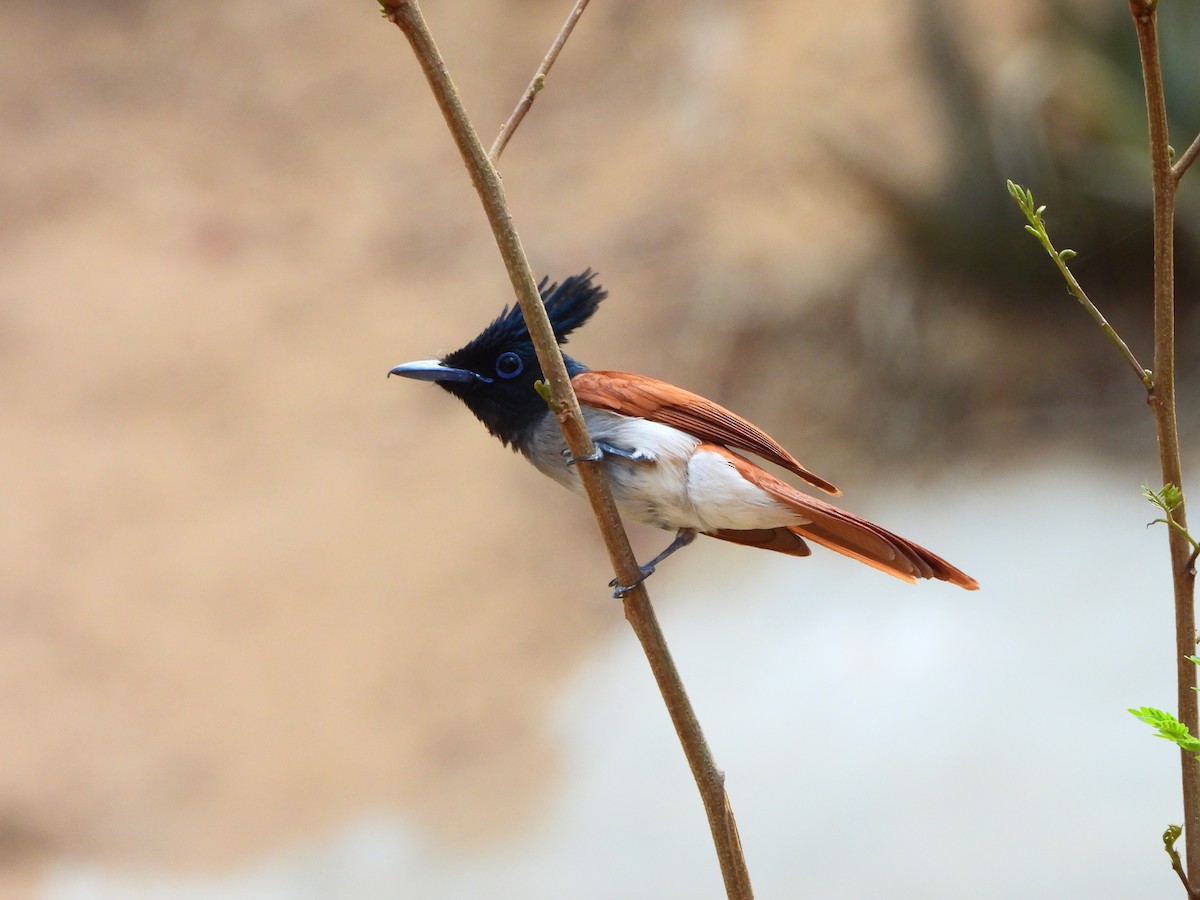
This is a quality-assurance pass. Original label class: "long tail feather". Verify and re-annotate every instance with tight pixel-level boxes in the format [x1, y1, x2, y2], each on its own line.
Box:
[707, 447, 979, 590]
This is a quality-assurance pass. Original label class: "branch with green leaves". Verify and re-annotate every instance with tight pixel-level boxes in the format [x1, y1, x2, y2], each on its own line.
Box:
[1006, 181, 1153, 391]
[1127, 1, 1200, 886]
[1128, 710, 1200, 898]
[1012, 3, 1200, 888]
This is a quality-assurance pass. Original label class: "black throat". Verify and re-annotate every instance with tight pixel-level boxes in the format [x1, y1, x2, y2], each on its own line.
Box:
[439, 353, 589, 451]
[430, 271, 607, 451]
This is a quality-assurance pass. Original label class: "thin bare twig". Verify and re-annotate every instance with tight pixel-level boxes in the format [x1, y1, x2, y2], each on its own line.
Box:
[1172, 133, 1200, 185]
[377, 2, 753, 896]
[1008, 181, 1153, 391]
[1129, 0, 1200, 888]
[1174, 859, 1200, 900]
[489, 0, 591, 163]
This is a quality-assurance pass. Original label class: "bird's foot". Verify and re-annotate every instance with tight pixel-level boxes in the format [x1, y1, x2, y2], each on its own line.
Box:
[563, 447, 603, 465]
[609, 564, 655, 598]
[605, 529, 698, 598]
[564, 442, 650, 466]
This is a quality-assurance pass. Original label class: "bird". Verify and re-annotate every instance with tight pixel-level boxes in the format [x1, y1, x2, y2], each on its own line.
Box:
[389, 270, 979, 595]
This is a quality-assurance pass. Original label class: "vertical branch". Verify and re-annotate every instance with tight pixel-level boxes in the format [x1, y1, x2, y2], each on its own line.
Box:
[1129, 0, 1200, 887]
[376, 2, 753, 896]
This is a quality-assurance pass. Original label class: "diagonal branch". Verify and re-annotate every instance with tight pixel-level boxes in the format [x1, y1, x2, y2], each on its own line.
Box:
[1007, 180, 1153, 391]
[377, 2, 753, 897]
[489, 0, 591, 163]
[1172, 132, 1200, 185]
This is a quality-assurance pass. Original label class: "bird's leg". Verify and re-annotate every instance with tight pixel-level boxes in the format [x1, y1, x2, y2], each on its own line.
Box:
[610, 528, 698, 598]
[564, 441, 651, 466]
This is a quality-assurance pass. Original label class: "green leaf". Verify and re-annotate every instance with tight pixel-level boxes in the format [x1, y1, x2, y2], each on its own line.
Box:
[1129, 707, 1200, 756]
[1144, 483, 1185, 514]
[1142, 484, 1199, 550]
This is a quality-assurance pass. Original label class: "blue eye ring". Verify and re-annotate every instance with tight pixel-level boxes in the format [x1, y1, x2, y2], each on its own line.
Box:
[495, 351, 524, 379]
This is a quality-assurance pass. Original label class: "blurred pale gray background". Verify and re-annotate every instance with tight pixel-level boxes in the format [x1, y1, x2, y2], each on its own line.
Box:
[3, 0, 1200, 896]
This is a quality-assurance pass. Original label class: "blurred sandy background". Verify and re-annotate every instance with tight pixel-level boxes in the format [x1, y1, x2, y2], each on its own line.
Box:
[4, 0, 1200, 897]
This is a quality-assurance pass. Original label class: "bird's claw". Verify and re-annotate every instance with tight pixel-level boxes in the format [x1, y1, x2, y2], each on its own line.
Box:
[564, 447, 604, 466]
[563, 442, 650, 467]
[609, 565, 655, 598]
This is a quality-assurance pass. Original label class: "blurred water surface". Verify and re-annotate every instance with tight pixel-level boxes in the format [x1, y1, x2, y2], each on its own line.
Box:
[45, 460, 1187, 898]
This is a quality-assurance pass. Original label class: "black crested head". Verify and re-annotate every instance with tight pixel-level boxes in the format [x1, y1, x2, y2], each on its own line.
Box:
[390, 270, 608, 449]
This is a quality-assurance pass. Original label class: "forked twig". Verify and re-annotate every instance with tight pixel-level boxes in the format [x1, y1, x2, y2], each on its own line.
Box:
[1173, 132, 1200, 185]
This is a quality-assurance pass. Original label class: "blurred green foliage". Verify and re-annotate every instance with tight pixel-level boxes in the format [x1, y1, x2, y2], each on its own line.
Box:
[864, 0, 1200, 323]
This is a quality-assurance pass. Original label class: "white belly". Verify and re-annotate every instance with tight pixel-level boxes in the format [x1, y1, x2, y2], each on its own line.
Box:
[685, 449, 806, 530]
[522, 409, 805, 533]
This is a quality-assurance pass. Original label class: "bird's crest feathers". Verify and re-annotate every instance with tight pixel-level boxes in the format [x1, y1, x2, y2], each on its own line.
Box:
[451, 270, 607, 363]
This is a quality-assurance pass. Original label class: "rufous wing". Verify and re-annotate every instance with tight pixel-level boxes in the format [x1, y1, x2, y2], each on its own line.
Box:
[571, 370, 840, 495]
[708, 445, 980, 590]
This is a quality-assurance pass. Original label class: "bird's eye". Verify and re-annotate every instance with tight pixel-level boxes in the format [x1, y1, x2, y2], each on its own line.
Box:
[495, 351, 524, 379]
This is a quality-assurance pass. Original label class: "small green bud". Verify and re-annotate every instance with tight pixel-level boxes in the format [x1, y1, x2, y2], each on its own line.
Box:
[1059, 249, 1076, 261]
[1162, 483, 1184, 510]
[1165, 824, 1183, 850]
